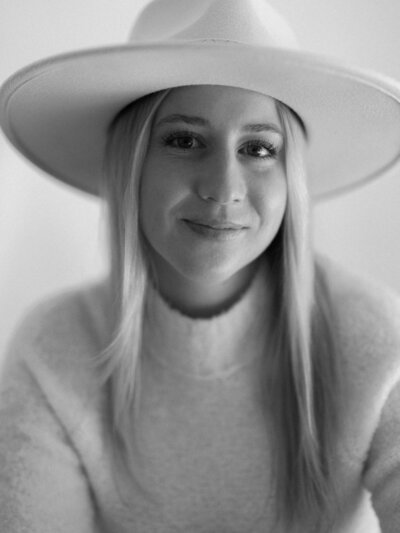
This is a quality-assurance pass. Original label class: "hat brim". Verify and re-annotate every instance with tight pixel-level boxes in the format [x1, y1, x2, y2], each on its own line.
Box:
[1, 42, 400, 199]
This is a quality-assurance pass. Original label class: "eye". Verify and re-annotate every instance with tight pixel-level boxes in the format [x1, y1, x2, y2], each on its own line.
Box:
[162, 131, 204, 150]
[240, 140, 279, 159]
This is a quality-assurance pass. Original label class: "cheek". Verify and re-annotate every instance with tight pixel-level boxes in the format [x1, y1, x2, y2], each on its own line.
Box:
[139, 164, 165, 238]
[255, 173, 287, 227]
[139, 161, 187, 235]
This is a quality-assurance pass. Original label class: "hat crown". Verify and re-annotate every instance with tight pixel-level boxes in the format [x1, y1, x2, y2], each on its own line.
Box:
[129, 0, 298, 48]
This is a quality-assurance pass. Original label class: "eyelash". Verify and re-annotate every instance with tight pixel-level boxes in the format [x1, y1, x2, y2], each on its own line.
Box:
[161, 130, 280, 160]
[244, 140, 278, 160]
[162, 130, 203, 150]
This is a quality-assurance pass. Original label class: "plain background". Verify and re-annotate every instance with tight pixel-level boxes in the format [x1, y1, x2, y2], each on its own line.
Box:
[1, 0, 400, 360]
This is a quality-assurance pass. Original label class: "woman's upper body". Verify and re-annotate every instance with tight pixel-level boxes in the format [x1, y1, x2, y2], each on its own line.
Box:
[0, 255, 399, 533]
[2, 2, 400, 532]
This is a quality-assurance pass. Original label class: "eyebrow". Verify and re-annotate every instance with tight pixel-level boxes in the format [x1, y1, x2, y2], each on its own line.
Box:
[155, 114, 283, 135]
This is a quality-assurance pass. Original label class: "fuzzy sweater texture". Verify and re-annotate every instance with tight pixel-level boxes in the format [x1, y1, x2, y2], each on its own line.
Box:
[0, 258, 400, 533]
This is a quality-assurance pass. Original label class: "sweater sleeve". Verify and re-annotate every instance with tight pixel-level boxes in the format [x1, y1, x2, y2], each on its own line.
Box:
[363, 378, 400, 533]
[322, 257, 400, 533]
[0, 323, 102, 533]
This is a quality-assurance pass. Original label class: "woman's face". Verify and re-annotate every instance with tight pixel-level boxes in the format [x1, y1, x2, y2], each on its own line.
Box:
[140, 85, 287, 307]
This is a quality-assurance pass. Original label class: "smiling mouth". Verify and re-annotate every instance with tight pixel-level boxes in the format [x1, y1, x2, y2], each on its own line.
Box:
[183, 218, 247, 230]
[182, 218, 248, 240]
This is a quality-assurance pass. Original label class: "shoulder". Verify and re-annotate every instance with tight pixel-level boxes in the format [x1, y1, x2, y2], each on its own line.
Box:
[3, 278, 111, 408]
[317, 254, 400, 387]
[318, 254, 400, 329]
[8, 278, 110, 356]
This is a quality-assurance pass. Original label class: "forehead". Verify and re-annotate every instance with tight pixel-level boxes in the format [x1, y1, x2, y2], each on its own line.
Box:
[154, 85, 280, 127]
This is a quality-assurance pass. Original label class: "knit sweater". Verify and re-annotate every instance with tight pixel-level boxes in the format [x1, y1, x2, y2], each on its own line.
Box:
[0, 257, 400, 533]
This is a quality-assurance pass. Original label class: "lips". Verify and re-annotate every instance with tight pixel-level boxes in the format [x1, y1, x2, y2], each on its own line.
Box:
[181, 217, 249, 241]
[183, 218, 247, 230]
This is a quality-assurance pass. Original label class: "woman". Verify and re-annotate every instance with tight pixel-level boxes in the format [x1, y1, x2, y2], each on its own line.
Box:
[1, 0, 400, 532]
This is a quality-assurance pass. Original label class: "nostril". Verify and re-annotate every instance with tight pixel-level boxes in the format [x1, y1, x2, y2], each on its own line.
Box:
[198, 190, 244, 204]
[197, 177, 246, 204]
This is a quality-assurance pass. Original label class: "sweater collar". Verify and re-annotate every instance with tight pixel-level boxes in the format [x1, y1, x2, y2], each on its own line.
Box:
[143, 261, 272, 379]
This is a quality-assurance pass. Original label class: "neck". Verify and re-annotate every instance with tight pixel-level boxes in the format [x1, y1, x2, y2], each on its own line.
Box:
[149, 257, 264, 318]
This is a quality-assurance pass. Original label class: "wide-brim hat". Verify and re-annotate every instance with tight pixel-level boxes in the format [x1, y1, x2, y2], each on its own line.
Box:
[1, 0, 400, 199]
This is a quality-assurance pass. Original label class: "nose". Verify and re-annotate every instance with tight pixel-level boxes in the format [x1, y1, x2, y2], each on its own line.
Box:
[196, 151, 246, 204]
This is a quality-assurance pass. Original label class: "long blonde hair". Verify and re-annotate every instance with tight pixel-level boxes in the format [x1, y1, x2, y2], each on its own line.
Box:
[99, 88, 341, 530]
